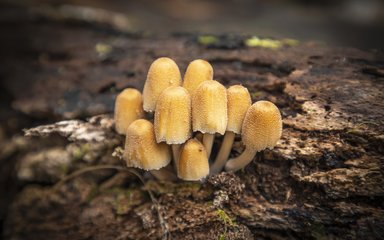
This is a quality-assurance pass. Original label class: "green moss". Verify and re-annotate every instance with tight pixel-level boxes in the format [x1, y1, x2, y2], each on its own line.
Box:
[72, 143, 90, 160]
[95, 43, 112, 56]
[216, 209, 237, 240]
[198, 35, 219, 46]
[216, 209, 236, 227]
[245, 36, 299, 49]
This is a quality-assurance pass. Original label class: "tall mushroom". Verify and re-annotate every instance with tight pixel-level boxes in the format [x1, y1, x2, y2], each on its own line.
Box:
[124, 119, 171, 171]
[154, 86, 191, 168]
[182, 59, 213, 94]
[178, 138, 209, 181]
[192, 80, 227, 158]
[210, 85, 251, 174]
[114, 88, 144, 135]
[143, 57, 182, 112]
[225, 101, 282, 172]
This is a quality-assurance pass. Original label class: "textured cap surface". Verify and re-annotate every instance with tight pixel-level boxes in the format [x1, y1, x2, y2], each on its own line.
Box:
[242, 101, 282, 151]
[143, 57, 182, 112]
[124, 119, 171, 170]
[178, 138, 209, 181]
[182, 59, 213, 94]
[114, 88, 144, 135]
[155, 86, 191, 144]
[226, 85, 252, 133]
[192, 80, 227, 135]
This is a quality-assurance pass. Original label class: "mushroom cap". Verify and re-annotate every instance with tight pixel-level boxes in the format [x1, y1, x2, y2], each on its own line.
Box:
[124, 119, 171, 170]
[242, 101, 282, 151]
[154, 86, 191, 144]
[143, 57, 182, 112]
[226, 85, 252, 134]
[192, 80, 227, 135]
[182, 59, 213, 94]
[178, 138, 209, 181]
[114, 88, 144, 135]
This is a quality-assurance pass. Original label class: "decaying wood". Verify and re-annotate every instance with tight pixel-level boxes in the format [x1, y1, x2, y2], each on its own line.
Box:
[1, 3, 384, 240]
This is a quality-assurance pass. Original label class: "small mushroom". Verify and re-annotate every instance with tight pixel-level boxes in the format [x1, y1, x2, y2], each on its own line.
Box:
[225, 101, 282, 172]
[210, 85, 251, 174]
[114, 88, 144, 135]
[192, 80, 227, 158]
[154, 86, 191, 168]
[182, 59, 213, 94]
[124, 119, 171, 170]
[143, 57, 182, 112]
[178, 138, 209, 181]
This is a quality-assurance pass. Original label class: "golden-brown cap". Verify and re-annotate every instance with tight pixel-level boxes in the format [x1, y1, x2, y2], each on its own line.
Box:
[143, 57, 182, 112]
[242, 101, 282, 151]
[178, 138, 209, 181]
[227, 85, 251, 134]
[124, 119, 171, 170]
[114, 88, 144, 135]
[192, 80, 227, 135]
[182, 59, 213, 94]
[154, 86, 191, 144]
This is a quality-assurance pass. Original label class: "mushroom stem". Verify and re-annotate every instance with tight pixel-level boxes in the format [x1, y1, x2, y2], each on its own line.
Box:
[150, 165, 178, 181]
[224, 147, 257, 172]
[172, 144, 181, 169]
[203, 133, 215, 158]
[210, 131, 235, 175]
[195, 132, 203, 142]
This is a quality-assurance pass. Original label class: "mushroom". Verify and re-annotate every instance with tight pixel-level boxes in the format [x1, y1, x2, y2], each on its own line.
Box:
[114, 88, 144, 135]
[143, 57, 182, 112]
[225, 101, 282, 172]
[154, 86, 191, 168]
[182, 59, 213, 94]
[192, 80, 227, 158]
[178, 138, 209, 181]
[210, 85, 251, 174]
[124, 119, 171, 170]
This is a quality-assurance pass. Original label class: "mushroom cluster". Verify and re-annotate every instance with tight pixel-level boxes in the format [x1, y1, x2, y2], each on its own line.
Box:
[114, 57, 282, 181]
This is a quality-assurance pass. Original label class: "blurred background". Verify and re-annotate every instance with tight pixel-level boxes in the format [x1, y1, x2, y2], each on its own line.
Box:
[1, 0, 384, 48]
[0, 0, 383, 238]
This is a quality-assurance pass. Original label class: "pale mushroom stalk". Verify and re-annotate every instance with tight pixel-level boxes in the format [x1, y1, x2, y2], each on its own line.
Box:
[202, 133, 215, 159]
[171, 144, 181, 169]
[224, 101, 282, 172]
[210, 131, 235, 174]
[224, 147, 256, 172]
[210, 85, 251, 174]
[195, 132, 203, 142]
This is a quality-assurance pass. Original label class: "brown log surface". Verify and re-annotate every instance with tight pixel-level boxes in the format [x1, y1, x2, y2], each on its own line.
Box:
[1, 3, 384, 240]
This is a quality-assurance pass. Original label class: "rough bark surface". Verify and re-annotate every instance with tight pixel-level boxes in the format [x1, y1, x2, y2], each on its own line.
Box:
[1, 3, 384, 240]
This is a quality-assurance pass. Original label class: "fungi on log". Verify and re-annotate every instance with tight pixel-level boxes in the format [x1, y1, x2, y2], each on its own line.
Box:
[1, 4, 384, 240]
